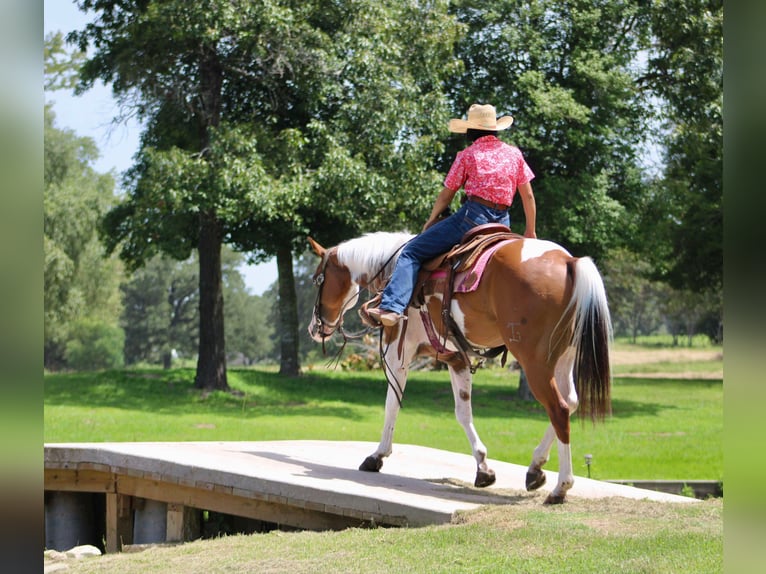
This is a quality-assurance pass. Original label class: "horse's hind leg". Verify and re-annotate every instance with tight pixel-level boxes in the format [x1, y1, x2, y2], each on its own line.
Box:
[446, 355, 495, 487]
[526, 424, 555, 491]
[525, 349, 579, 504]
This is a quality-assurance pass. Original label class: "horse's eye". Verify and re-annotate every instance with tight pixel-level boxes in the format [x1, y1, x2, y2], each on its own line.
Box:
[313, 273, 324, 286]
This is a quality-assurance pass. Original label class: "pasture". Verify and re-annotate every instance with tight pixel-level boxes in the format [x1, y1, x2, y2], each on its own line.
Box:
[44, 343, 723, 573]
[44, 344, 723, 481]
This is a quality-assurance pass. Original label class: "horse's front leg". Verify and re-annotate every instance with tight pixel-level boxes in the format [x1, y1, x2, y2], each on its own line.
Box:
[359, 324, 413, 473]
[446, 357, 495, 487]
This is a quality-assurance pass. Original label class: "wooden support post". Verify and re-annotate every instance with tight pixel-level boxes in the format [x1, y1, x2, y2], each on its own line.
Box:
[165, 503, 184, 542]
[105, 493, 133, 553]
[166, 504, 201, 543]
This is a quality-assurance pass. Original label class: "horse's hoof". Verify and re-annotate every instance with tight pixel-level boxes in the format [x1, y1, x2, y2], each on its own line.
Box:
[543, 493, 566, 505]
[474, 468, 496, 488]
[525, 470, 546, 491]
[359, 455, 383, 472]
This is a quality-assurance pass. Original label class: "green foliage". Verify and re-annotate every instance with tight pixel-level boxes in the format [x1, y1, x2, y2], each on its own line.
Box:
[43, 106, 124, 369]
[65, 318, 125, 371]
[44, 31, 86, 92]
[121, 248, 276, 366]
[603, 248, 665, 341]
[222, 250, 276, 364]
[121, 254, 199, 365]
[446, 0, 650, 258]
[640, 0, 723, 292]
[77, 0, 461, 261]
[73, 0, 462, 381]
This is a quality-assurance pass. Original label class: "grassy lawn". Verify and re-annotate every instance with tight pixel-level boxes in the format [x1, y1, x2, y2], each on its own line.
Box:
[44, 344, 724, 573]
[44, 346, 723, 481]
[52, 496, 723, 574]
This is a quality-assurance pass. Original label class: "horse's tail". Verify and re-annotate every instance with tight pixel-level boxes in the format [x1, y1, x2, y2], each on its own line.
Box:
[567, 256, 613, 422]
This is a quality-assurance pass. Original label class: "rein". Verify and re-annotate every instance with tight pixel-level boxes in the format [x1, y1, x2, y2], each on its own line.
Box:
[312, 240, 408, 347]
[312, 239, 411, 399]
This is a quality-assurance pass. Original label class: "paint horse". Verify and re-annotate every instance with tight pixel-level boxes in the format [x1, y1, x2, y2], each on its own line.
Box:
[307, 231, 612, 504]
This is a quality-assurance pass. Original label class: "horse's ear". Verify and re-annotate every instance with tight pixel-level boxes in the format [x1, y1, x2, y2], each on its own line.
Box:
[307, 236, 326, 258]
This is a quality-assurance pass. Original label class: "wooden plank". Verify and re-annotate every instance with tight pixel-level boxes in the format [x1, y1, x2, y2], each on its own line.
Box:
[45, 467, 361, 529]
[45, 468, 115, 493]
[105, 493, 133, 553]
[45, 463, 378, 535]
[165, 504, 184, 542]
[116, 475, 362, 531]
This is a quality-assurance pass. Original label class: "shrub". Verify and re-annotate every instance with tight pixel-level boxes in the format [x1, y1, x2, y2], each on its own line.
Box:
[65, 318, 125, 371]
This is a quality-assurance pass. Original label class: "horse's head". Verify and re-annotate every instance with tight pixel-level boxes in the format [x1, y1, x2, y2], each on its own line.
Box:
[307, 237, 360, 342]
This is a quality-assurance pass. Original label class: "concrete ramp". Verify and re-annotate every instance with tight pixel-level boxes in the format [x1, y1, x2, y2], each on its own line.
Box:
[44, 440, 694, 551]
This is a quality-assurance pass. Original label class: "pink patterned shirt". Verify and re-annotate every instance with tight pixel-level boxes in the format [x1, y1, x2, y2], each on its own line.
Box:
[443, 135, 535, 207]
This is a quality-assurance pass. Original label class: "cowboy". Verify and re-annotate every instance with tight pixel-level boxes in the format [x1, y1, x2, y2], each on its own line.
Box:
[367, 103, 538, 327]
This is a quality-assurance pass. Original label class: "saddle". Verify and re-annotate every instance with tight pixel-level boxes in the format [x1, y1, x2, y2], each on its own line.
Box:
[414, 223, 522, 370]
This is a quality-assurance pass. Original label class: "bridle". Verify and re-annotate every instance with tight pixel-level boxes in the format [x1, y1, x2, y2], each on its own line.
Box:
[310, 239, 411, 405]
[311, 242, 407, 355]
[311, 248, 371, 358]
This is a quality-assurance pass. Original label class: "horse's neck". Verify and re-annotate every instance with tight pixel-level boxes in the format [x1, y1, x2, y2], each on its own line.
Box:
[340, 232, 412, 288]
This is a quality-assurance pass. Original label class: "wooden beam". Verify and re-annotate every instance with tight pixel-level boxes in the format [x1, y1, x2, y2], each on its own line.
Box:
[117, 475, 361, 531]
[45, 468, 115, 493]
[165, 504, 184, 542]
[45, 467, 373, 533]
[105, 493, 133, 553]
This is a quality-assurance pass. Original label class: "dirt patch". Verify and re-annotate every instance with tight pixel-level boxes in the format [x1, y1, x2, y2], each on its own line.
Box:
[618, 371, 723, 379]
[611, 348, 722, 365]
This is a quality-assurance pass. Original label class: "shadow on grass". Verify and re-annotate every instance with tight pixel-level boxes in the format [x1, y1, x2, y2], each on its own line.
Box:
[43, 369, 365, 420]
[43, 368, 712, 424]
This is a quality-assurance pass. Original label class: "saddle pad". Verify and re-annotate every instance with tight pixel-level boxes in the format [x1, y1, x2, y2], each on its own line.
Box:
[455, 240, 513, 293]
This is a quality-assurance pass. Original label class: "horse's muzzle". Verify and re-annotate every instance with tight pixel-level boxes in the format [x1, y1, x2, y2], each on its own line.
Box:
[308, 317, 335, 343]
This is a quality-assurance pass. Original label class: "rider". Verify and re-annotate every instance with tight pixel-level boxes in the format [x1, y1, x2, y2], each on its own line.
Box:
[367, 103, 538, 327]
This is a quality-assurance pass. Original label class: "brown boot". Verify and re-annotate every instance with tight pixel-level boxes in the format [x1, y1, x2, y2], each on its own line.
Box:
[366, 307, 404, 327]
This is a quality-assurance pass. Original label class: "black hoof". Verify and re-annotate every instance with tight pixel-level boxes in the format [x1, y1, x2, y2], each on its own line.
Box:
[474, 468, 496, 488]
[525, 469, 547, 491]
[543, 493, 566, 505]
[359, 455, 383, 472]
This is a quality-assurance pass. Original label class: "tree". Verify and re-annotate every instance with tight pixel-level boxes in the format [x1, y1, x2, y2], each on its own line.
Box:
[639, 0, 723, 293]
[65, 318, 125, 370]
[221, 249, 275, 365]
[44, 31, 86, 91]
[43, 104, 124, 369]
[602, 249, 664, 342]
[121, 254, 199, 367]
[73, 0, 461, 382]
[444, 0, 651, 260]
[660, 286, 721, 346]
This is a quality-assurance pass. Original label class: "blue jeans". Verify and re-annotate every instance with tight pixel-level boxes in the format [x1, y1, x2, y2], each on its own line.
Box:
[380, 200, 511, 314]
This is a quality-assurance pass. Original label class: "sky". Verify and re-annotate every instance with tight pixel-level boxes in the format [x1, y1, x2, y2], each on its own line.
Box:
[44, 0, 278, 295]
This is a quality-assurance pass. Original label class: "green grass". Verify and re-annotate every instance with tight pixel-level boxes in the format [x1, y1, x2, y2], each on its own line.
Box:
[44, 354, 723, 481]
[51, 496, 723, 574]
[44, 346, 723, 573]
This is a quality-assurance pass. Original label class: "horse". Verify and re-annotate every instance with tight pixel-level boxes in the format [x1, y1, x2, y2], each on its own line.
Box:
[307, 231, 612, 504]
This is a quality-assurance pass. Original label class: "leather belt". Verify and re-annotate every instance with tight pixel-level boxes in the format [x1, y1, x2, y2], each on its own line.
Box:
[467, 195, 510, 211]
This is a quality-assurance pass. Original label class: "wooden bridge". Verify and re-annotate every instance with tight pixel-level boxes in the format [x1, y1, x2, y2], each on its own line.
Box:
[44, 440, 695, 553]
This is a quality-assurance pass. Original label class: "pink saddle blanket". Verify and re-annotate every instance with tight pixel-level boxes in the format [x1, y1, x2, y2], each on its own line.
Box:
[455, 239, 513, 293]
[426, 239, 513, 294]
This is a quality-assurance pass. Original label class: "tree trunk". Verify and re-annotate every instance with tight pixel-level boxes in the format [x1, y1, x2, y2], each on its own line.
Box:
[517, 367, 535, 401]
[276, 243, 300, 376]
[162, 351, 172, 370]
[194, 211, 229, 390]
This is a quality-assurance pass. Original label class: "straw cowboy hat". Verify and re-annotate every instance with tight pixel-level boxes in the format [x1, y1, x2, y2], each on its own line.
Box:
[448, 103, 514, 133]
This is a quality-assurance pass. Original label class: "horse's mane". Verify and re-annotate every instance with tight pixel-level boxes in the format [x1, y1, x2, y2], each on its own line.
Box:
[335, 231, 414, 285]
